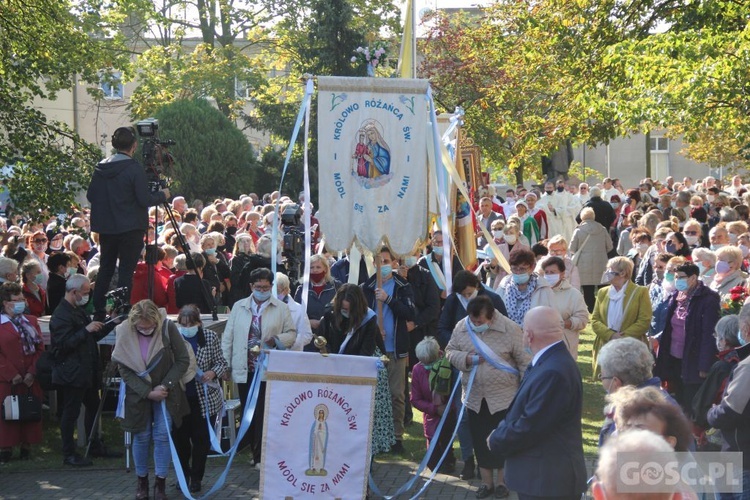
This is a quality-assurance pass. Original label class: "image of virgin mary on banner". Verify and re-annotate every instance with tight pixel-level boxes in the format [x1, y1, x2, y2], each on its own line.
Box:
[317, 77, 430, 255]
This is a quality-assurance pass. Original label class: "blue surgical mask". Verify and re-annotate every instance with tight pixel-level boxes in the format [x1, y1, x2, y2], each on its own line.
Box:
[432, 246, 444, 256]
[66, 267, 77, 278]
[253, 289, 271, 302]
[696, 262, 705, 275]
[665, 272, 675, 283]
[404, 256, 419, 268]
[674, 278, 689, 292]
[512, 272, 530, 285]
[179, 325, 199, 338]
[340, 309, 350, 319]
[12, 301, 25, 315]
[471, 321, 489, 334]
[205, 248, 217, 255]
[380, 265, 393, 278]
[33, 274, 44, 285]
[738, 329, 747, 347]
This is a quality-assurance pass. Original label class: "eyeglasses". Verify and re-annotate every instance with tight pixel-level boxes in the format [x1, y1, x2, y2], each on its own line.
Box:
[33, 239, 47, 243]
[684, 231, 699, 236]
[253, 286, 272, 292]
[598, 374, 614, 381]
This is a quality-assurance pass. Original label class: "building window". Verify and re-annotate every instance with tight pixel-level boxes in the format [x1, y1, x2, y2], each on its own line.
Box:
[100, 72, 124, 100]
[650, 137, 670, 179]
[649, 137, 669, 152]
[235, 77, 252, 100]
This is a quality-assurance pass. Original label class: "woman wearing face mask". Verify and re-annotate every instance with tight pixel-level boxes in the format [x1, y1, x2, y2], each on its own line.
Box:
[591, 257, 651, 374]
[648, 253, 677, 350]
[446, 295, 530, 499]
[21, 261, 47, 318]
[294, 254, 341, 337]
[171, 305, 228, 494]
[481, 221, 518, 289]
[496, 248, 554, 328]
[654, 262, 720, 410]
[539, 256, 588, 359]
[512, 200, 540, 246]
[0, 282, 45, 465]
[691, 247, 717, 287]
[199, 233, 222, 303]
[180, 223, 202, 254]
[624, 230, 651, 281]
[27, 231, 49, 291]
[46, 252, 73, 315]
[228, 235, 255, 307]
[570, 207, 613, 312]
[221, 267, 295, 468]
[46, 230, 66, 255]
[112, 299, 190, 500]
[317, 284, 394, 457]
[710, 246, 747, 302]
[690, 314, 740, 447]
[665, 231, 691, 260]
[237, 234, 286, 300]
[682, 218, 705, 250]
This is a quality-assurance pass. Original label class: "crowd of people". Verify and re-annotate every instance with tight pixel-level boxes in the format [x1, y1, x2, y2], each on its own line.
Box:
[1, 129, 749, 499]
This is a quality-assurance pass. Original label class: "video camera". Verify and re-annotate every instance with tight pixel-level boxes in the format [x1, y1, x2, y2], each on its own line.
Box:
[136, 118, 176, 193]
[105, 286, 131, 318]
[280, 204, 304, 287]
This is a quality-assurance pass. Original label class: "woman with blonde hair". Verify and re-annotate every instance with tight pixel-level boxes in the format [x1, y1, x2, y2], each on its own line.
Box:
[112, 299, 190, 500]
[591, 257, 651, 372]
[541, 235, 580, 289]
[710, 245, 747, 301]
[570, 207, 613, 311]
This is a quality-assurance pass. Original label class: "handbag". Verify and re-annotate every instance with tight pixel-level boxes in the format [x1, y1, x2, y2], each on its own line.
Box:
[2, 385, 42, 422]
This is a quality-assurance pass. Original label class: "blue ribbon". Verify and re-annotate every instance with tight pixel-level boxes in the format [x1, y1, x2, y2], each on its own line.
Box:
[422, 254, 446, 291]
[116, 352, 163, 419]
[465, 320, 520, 375]
[368, 365, 477, 499]
[195, 368, 227, 456]
[162, 351, 268, 499]
[271, 80, 315, 296]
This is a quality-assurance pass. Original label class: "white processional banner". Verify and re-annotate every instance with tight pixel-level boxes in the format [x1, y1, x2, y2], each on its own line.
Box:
[259, 351, 378, 499]
[317, 76, 430, 255]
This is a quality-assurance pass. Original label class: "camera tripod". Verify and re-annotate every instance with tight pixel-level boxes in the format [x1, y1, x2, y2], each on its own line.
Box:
[147, 200, 218, 321]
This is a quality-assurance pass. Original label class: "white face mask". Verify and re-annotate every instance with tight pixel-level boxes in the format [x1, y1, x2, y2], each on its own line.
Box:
[544, 274, 560, 286]
[492, 231, 504, 240]
[504, 234, 517, 244]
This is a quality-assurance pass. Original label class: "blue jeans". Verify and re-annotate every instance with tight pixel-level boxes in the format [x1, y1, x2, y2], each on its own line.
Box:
[452, 372, 473, 461]
[133, 401, 172, 478]
[719, 469, 750, 500]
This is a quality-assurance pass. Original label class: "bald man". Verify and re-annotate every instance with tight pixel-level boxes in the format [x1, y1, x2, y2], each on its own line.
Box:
[487, 306, 586, 499]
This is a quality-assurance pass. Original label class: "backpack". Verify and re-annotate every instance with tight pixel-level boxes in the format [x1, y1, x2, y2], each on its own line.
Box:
[428, 357, 453, 396]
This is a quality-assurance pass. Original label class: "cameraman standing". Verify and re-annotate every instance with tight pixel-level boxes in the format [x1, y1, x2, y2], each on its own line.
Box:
[87, 127, 169, 320]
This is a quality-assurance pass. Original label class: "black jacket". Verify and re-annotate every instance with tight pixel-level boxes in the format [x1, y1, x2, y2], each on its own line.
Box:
[46, 273, 67, 316]
[238, 254, 286, 299]
[87, 153, 166, 235]
[294, 279, 341, 333]
[577, 196, 615, 230]
[49, 299, 115, 388]
[362, 273, 416, 359]
[404, 265, 441, 365]
[318, 310, 385, 356]
[437, 286, 508, 348]
[175, 273, 214, 314]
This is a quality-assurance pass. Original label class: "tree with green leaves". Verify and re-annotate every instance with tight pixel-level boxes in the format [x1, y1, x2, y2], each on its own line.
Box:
[0, 0, 128, 217]
[153, 99, 258, 200]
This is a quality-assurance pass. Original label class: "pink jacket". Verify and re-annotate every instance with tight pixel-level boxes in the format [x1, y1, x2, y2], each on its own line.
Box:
[410, 362, 453, 439]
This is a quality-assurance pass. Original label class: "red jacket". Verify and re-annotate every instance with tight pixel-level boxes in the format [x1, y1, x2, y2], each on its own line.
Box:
[22, 284, 47, 318]
[130, 262, 168, 308]
[166, 270, 188, 314]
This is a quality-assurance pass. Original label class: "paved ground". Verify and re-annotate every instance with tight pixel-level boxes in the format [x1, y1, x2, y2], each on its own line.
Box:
[0, 457, 567, 499]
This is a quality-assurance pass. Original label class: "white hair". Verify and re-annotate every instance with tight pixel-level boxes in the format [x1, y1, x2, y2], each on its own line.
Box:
[275, 272, 290, 293]
[597, 338, 653, 386]
[0, 257, 18, 277]
[65, 274, 90, 292]
[415, 336, 440, 364]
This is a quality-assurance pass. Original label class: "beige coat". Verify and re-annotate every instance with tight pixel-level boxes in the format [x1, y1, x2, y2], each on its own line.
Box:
[446, 311, 531, 414]
[549, 279, 589, 359]
[222, 295, 296, 383]
[569, 220, 613, 286]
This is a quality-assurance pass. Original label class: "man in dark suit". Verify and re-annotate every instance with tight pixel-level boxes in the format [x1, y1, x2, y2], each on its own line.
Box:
[576, 186, 615, 231]
[488, 306, 587, 500]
